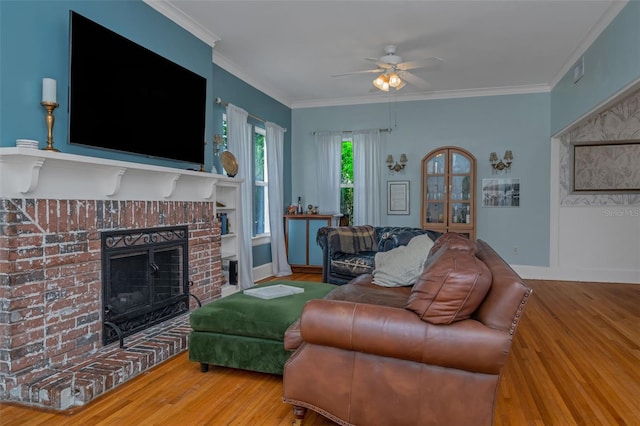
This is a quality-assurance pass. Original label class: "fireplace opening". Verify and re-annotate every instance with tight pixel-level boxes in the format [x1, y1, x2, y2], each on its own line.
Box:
[102, 226, 189, 345]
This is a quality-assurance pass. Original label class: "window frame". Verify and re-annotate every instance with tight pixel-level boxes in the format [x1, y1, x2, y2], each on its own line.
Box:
[253, 126, 270, 238]
[221, 114, 271, 241]
[340, 138, 354, 225]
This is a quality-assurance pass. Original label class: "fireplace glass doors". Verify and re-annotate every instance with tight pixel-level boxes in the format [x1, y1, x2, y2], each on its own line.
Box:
[102, 226, 189, 345]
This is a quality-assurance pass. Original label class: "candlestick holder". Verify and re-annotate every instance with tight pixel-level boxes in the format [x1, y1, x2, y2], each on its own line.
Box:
[40, 101, 60, 152]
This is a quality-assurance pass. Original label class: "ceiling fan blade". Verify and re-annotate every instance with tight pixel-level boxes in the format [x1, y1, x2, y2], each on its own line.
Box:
[399, 71, 431, 90]
[365, 57, 393, 69]
[397, 57, 443, 71]
[332, 69, 384, 77]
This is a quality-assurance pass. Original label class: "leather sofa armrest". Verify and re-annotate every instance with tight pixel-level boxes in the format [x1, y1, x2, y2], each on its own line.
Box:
[298, 299, 511, 375]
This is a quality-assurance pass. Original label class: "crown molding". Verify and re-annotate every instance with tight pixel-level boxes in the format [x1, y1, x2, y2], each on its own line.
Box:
[143, 0, 221, 47]
[291, 84, 550, 109]
[549, 0, 628, 89]
[213, 53, 293, 108]
[144, 1, 292, 107]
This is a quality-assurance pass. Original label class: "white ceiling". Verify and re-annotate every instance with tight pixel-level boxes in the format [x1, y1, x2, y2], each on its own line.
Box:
[146, 0, 627, 108]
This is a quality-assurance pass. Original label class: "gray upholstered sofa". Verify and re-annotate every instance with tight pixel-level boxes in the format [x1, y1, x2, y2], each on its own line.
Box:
[317, 225, 440, 285]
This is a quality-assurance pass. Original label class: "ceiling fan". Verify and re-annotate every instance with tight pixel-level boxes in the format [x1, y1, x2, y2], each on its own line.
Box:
[333, 45, 442, 92]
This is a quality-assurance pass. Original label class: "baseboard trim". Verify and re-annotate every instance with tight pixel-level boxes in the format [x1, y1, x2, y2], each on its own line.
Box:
[513, 265, 640, 284]
[253, 262, 273, 282]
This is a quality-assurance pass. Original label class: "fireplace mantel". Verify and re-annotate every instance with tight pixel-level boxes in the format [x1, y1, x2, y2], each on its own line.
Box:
[0, 148, 236, 201]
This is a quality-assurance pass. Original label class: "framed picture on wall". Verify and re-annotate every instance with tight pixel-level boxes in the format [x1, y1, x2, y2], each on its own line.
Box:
[573, 141, 640, 192]
[482, 178, 520, 207]
[388, 180, 410, 215]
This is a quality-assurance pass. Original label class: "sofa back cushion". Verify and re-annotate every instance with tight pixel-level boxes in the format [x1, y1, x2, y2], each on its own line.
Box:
[428, 232, 478, 257]
[326, 225, 377, 254]
[406, 247, 492, 324]
[376, 227, 439, 252]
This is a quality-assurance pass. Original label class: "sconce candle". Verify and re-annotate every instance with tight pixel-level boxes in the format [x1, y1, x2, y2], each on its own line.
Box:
[42, 78, 57, 103]
[40, 78, 60, 152]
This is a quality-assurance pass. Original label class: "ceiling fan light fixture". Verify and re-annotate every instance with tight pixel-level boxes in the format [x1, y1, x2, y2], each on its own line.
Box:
[373, 74, 390, 91]
[388, 72, 402, 88]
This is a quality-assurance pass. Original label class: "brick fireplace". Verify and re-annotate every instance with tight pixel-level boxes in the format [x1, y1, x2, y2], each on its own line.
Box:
[0, 149, 233, 409]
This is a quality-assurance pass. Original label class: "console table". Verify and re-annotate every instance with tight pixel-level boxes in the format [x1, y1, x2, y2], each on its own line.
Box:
[284, 214, 335, 272]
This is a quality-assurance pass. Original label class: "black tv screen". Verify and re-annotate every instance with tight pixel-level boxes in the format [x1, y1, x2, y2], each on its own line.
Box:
[69, 11, 206, 165]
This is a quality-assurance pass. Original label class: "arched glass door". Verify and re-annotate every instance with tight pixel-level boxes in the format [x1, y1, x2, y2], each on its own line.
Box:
[421, 147, 476, 239]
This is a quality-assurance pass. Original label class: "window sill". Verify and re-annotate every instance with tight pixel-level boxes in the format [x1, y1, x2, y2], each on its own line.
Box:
[252, 234, 271, 246]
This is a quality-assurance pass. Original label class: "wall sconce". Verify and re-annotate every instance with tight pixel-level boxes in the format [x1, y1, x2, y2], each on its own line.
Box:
[490, 150, 513, 174]
[387, 153, 407, 172]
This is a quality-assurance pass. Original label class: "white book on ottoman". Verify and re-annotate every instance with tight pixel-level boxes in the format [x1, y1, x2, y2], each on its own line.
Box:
[243, 284, 305, 300]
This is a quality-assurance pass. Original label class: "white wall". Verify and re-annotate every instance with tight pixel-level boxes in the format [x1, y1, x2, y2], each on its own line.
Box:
[538, 88, 640, 285]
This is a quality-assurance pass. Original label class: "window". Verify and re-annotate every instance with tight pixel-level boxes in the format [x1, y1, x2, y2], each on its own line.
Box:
[254, 127, 269, 236]
[222, 115, 270, 237]
[341, 139, 353, 225]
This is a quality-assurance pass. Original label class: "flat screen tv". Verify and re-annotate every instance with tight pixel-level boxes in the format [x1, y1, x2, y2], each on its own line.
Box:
[69, 11, 206, 165]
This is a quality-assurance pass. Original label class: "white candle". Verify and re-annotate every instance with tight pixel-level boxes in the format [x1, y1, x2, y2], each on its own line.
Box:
[42, 78, 57, 103]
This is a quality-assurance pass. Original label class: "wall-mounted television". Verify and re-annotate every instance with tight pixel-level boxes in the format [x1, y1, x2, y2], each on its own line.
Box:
[69, 11, 206, 165]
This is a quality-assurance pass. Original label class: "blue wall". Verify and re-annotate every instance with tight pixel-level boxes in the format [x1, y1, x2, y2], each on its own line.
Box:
[551, 1, 640, 134]
[0, 0, 214, 170]
[293, 93, 551, 266]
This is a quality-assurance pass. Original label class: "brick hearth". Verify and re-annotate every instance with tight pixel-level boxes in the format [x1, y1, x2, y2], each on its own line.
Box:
[21, 314, 191, 410]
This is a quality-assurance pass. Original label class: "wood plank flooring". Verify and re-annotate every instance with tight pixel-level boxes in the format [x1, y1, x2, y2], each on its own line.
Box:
[1, 275, 639, 425]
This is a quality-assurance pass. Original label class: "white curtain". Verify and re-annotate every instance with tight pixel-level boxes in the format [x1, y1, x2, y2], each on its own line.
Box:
[226, 104, 254, 289]
[266, 121, 292, 277]
[352, 129, 382, 225]
[314, 131, 342, 215]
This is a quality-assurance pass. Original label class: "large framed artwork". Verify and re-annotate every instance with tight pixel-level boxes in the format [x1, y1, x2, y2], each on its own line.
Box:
[387, 180, 410, 215]
[482, 178, 520, 207]
[573, 141, 640, 192]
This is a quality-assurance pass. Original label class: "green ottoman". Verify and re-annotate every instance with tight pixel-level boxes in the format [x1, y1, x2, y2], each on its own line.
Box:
[189, 281, 336, 375]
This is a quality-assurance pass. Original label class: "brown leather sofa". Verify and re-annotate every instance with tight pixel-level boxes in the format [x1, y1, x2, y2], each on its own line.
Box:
[282, 235, 532, 426]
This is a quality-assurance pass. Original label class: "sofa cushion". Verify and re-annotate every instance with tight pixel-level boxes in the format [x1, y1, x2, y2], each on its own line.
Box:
[428, 232, 478, 257]
[406, 247, 492, 324]
[330, 251, 376, 277]
[327, 225, 377, 254]
[326, 274, 413, 307]
[372, 233, 435, 287]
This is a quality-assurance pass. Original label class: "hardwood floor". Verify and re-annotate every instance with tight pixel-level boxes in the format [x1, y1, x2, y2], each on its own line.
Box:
[1, 275, 639, 425]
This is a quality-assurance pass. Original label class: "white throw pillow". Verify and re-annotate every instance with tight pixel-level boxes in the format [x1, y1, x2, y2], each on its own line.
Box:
[372, 233, 435, 287]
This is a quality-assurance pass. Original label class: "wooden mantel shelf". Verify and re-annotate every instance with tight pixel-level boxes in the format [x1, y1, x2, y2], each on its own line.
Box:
[0, 148, 241, 201]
